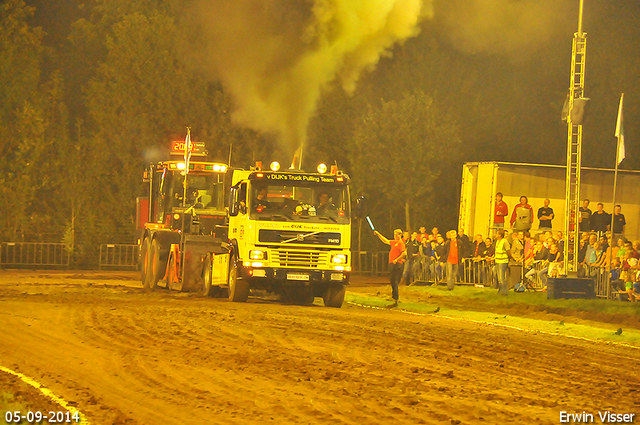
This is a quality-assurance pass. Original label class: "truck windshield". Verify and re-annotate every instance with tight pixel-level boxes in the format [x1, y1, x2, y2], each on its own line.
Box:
[167, 172, 225, 211]
[249, 183, 350, 223]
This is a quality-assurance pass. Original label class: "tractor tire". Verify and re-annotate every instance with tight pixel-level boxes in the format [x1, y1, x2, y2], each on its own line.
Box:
[201, 255, 213, 297]
[140, 238, 151, 286]
[323, 283, 345, 308]
[228, 254, 249, 302]
[145, 239, 164, 290]
[167, 253, 179, 291]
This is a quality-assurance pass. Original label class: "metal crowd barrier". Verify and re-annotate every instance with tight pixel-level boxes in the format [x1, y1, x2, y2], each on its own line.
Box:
[0, 242, 70, 268]
[523, 261, 547, 290]
[458, 258, 554, 290]
[585, 265, 611, 298]
[413, 257, 447, 285]
[99, 244, 139, 270]
[461, 258, 493, 286]
[351, 251, 392, 276]
[355, 251, 373, 274]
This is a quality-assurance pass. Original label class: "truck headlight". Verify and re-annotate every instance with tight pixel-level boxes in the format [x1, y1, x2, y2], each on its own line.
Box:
[331, 254, 347, 264]
[249, 250, 268, 260]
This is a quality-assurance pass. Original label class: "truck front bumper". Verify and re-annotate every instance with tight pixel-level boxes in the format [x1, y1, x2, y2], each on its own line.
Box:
[241, 267, 350, 285]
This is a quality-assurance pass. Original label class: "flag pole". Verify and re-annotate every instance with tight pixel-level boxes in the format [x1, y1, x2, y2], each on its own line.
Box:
[609, 93, 625, 298]
[609, 145, 619, 300]
[610, 143, 619, 245]
[182, 127, 192, 208]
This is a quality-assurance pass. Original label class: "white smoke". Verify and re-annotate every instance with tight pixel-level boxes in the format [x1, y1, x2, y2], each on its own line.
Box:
[194, 0, 433, 156]
[433, 0, 574, 56]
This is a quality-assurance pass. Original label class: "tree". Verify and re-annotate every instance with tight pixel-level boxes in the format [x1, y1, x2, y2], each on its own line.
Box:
[0, 0, 46, 240]
[351, 90, 461, 232]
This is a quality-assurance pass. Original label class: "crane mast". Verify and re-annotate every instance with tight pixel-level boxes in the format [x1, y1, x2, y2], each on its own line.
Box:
[563, 0, 587, 275]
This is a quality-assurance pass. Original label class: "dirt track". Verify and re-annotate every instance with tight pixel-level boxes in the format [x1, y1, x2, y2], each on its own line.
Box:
[1, 272, 639, 424]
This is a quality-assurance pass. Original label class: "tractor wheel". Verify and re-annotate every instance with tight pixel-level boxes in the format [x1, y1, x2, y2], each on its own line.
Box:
[145, 239, 164, 290]
[323, 283, 345, 308]
[201, 255, 213, 297]
[228, 254, 249, 302]
[140, 238, 151, 286]
[167, 253, 179, 291]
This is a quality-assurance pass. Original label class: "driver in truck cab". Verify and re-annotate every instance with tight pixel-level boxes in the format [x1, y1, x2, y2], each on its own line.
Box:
[253, 187, 271, 211]
[316, 191, 337, 215]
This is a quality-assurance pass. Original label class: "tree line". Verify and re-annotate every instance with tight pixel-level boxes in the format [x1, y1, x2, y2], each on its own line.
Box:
[1, 0, 637, 266]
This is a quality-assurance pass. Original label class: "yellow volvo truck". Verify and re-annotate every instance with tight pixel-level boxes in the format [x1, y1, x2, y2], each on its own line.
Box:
[203, 162, 353, 307]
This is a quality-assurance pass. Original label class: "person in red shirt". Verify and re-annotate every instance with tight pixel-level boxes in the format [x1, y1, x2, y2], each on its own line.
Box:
[510, 195, 534, 231]
[494, 192, 509, 233]
[374, 228, 405, 307]
[443, 230, 465, 290]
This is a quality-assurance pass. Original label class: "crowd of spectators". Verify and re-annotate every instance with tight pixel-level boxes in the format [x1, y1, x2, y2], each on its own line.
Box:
[374, 195, 639, 303]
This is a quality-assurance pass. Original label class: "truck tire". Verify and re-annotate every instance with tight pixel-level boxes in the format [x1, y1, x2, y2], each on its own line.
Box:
[228, 254, 249, 302]
[298, 286, 315, 305]
[201, 255, 213, 297]
[323, 283, 345, 308]
[145, 239, 164, 290]
[140, 238, 151, 286]
[282, 286, 314, 305]
[167, 253, 179, 291]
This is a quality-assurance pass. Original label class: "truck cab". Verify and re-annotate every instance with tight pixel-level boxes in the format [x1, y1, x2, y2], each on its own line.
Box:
[223, 162, 351, 307]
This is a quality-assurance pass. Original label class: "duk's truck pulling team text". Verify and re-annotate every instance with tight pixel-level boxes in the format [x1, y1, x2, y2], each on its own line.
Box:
[136, 141, 353, 307]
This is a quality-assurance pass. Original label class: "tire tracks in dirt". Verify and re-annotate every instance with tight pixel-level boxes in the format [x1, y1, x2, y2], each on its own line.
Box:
[0, 280, 639, 424]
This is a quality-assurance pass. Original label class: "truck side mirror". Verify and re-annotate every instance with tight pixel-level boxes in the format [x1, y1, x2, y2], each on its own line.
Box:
[354, 195, 366, 219]
[229, 187, 239, 217]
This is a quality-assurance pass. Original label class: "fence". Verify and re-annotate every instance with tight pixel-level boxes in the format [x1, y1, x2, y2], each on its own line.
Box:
[584, 265, 611, 298]
[0, 242, 617, 297]
[0, 242, 70, 268]
[353, 251, 392, 275]
[413, 257, 446, 284]
[98, 244, 139, 270]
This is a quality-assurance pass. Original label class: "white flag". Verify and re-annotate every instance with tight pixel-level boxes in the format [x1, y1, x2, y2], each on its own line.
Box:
[615, 94, 625, 165]
[184, 127, 192, 173]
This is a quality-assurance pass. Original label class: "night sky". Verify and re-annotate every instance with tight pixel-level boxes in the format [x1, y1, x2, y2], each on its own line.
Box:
[23, 0, 640, 170]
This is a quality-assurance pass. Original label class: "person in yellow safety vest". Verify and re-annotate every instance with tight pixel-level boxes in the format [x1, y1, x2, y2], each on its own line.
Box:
[494, 229, 512, 296]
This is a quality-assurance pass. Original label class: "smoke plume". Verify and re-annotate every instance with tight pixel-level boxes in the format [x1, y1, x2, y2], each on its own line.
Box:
[195, 0, 433, 156]
[433, 0, 574, 56]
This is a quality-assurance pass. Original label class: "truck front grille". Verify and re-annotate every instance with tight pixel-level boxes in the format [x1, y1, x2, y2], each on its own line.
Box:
[272, 250, 328, 269]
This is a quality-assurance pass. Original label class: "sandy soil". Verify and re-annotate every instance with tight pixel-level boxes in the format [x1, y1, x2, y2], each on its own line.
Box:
[0, 271, 639, 424]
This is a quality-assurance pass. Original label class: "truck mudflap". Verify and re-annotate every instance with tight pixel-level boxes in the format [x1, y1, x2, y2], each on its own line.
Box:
[181, 236, 228, 292]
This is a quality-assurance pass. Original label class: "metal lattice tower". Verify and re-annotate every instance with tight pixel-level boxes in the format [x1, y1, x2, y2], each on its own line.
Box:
[563, 3, 587, 275]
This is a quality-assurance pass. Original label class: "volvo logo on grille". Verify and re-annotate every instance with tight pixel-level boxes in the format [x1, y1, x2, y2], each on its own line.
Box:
[296, 234, 305, 241]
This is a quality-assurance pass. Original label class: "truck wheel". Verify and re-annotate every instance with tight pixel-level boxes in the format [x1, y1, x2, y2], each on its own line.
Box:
[145, 239, 164, 290]
[167, 253, 179, 291]
[228, 254, 249, 302]
[140, 238, 151, 286]
[323, 283, 345, 308]
[283, 287, 314, 305]
[297, 286, 315, 305]
[201, 255, 213, 297]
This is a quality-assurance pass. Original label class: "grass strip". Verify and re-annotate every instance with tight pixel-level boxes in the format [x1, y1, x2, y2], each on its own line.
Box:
[346, 292, 640, 347]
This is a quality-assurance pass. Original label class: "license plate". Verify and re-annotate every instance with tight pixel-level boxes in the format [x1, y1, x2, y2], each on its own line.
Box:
[331, 273, 344, 281]
[287, 273, 310, 281]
